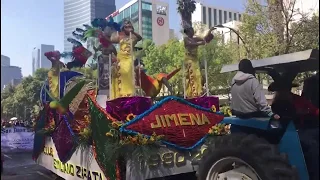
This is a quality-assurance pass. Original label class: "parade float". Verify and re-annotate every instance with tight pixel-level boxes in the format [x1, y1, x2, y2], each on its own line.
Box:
[32, 10, 312, 179]
[32, 17, 230, 180]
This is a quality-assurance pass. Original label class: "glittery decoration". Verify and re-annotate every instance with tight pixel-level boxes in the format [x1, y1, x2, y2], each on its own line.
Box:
[51, 113, 77, 163]
[69, 84, 89, 114]
[71, 97, 91, 134]
[120, 96, 224, 150]
[87, 91, 118, 122]
[88, 98, 118, 180]
[106, 97, 152, 122]
[186, 96, 220, 111]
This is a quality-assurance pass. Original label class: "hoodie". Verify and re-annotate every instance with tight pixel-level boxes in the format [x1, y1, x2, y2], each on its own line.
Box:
[230, 71, 273, 117]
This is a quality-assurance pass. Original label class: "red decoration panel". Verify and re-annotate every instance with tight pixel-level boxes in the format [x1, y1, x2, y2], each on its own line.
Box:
[125, 100, 224, 148]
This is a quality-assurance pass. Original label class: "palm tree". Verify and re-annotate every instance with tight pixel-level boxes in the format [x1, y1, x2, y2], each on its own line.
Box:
[176, 0, 197, 28]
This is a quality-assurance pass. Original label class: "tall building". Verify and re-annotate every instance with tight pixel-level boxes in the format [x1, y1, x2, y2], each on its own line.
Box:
[192, 2, 242, 28]
[32, 44, 54, 74]
[1, 65, 22, 91]
[1, 55, 10, 66]
[107, 0, 170, 46]
[64, 0, 116, 52]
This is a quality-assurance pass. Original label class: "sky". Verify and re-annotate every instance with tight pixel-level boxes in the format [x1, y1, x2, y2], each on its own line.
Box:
[1, 0, 245, 76]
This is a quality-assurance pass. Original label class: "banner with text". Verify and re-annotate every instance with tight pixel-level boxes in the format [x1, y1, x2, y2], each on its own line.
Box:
[37, 138, 206, 180]
[1, 126, 34, 152]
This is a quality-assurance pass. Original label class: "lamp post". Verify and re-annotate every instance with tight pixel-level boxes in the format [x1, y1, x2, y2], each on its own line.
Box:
[214, 24, 250, 57]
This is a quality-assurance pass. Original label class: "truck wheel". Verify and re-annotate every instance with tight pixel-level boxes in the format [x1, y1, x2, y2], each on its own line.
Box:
[198, 133, 298, 180]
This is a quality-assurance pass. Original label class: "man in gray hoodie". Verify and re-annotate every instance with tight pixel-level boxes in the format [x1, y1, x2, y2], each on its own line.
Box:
[230, 59, 280, 119]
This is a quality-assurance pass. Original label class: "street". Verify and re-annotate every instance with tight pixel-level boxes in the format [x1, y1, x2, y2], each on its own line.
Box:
[1, 152, 57, 180]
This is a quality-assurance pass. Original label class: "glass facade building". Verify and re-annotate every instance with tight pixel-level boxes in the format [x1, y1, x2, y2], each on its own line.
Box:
[64, 0, 116, 52]
[111, 0, 168, 43]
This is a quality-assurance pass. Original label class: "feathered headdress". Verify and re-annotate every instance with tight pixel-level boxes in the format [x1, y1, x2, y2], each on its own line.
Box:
[62, 38, 92, 69]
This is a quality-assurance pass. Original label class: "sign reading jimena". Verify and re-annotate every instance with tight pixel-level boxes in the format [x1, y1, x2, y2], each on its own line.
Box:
[121, 97, 224, 149]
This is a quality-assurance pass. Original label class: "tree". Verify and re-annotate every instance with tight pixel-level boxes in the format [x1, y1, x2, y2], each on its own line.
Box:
[33, 68, 49, 81]
[177, 0, 196, 27]
[238, 0, 319, 85]
[289, 13, 319, 52]
[240, 0, 317, 59]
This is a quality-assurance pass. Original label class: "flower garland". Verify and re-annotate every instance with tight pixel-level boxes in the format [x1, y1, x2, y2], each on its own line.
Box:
[37, 117, 55, 135]
[208, 124, 231, 136]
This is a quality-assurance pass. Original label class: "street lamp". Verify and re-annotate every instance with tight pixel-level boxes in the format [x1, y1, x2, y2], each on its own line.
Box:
[214, 24, 250, 57]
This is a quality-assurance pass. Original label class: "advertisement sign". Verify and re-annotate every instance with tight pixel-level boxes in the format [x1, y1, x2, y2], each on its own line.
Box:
[152, 3, 169, 45]
[156, 5, 167, 16]
[37, 138, 206, 180]
[1, 126, 34, 152]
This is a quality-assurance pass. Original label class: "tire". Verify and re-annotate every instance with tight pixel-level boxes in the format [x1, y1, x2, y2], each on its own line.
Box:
[198, 133, 298, 180]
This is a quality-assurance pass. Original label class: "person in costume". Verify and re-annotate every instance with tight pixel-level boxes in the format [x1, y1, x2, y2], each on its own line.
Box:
[183, 24, 215, 98]
[44, 51, 66, 99]
[109, 19, 142, 99]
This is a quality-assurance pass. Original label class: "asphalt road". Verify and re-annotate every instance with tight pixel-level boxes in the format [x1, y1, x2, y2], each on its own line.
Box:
[1, 151, 58, 180]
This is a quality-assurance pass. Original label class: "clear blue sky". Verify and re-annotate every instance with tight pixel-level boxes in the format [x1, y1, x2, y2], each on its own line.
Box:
[1, 0, 244, 76]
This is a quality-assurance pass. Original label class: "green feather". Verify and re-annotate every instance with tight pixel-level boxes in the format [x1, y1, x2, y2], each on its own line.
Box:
[84, 28, 97, 39]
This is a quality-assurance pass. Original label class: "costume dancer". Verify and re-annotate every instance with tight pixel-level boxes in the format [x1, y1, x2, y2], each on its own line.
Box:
[183, 23, 215, 98]
[109, 19, 142, 99]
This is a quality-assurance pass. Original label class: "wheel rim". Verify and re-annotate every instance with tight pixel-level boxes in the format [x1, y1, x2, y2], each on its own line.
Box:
[206, 156, 261, 180]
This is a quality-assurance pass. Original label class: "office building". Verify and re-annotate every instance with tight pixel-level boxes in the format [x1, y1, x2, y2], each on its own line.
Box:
[64, 0, 116, 52]
[1, 65, 22, 91]
[107, 0, 170, 46]
[1, 55, 10, 66]
[192, 2, 242, 28]
[32, 44, 54, 74]
[10, 79, 22, 87]
[214, 20, 242, 44]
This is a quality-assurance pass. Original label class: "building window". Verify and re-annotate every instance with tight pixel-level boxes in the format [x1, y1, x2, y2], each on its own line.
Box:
[219, 10, 222, 24]
[234, 13, 237, 21]
[213, 9, 217, 25]
[229, 12, 232, 21]
[142, 2, 152, 11]
[123, 8, 130, 19]
[131, 2, 139, 14]
[224, 11, 227, 23]
[202, 6, 206, 24]
[142, 2, 152, 40]
[119, 11, 124, 20]
[208, 8, 212, 27]
[239, 14, 242, 21]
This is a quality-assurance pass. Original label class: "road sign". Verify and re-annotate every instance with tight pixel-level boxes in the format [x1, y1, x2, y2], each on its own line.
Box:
[157, 17, 164, 26]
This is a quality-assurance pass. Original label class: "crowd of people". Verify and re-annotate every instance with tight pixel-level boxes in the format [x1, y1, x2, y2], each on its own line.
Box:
[1, 120, 33, 128]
